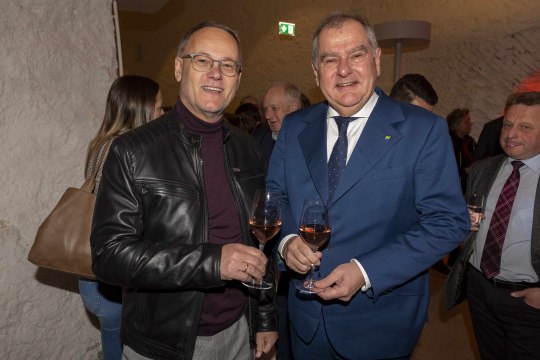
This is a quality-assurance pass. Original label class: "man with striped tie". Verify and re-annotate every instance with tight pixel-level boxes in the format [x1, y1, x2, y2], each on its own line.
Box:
[466, 91, 540, 360]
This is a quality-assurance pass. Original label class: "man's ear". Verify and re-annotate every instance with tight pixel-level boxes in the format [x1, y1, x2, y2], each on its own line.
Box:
[174, 57, 183, 82]
[236, 71, 242, 91]
[374, 47, 382, 78]
[311, 62, 320, 87]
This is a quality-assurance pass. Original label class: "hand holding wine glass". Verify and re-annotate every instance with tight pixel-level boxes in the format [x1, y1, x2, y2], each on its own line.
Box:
[242, 189, 281, 290]
[467, 194, 485, 231]
[296, 197, 331, 294]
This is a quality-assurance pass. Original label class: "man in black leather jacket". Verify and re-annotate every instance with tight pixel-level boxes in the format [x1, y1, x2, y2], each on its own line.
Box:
[91, 21, 277, 360]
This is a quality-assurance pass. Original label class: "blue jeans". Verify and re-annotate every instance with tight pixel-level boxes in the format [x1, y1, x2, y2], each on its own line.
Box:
[79, 279, 123, 360]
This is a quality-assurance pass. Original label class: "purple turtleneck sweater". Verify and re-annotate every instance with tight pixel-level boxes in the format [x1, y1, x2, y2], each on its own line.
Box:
[175, 100, 246, 336]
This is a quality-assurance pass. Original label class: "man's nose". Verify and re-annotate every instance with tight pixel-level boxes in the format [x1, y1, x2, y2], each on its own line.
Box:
[337, 58, 352, 76]
[208, 61, 222, 79]
[506, 126, 517, 138]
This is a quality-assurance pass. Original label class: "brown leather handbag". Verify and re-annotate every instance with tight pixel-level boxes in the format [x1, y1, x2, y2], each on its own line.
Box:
[28, 140, 112, 279]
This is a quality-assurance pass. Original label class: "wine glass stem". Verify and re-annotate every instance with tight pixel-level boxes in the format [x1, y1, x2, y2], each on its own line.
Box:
[253, 243, 265, 286]
[308, 264, 315, 290]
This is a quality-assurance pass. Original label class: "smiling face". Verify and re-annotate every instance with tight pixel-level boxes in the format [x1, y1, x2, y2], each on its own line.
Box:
[175, 27, 241, 123]
[500, 104, 540, 160]
[263, 85, 298, 134]
[312, 19, 381, 117]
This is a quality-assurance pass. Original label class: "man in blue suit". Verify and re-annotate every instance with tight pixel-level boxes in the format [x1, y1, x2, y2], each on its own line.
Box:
[266, 12, 470, 359]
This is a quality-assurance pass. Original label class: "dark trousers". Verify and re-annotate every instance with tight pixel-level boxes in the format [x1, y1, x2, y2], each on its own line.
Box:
[467, 268, 540, 360]
[277, 273, 294, 360]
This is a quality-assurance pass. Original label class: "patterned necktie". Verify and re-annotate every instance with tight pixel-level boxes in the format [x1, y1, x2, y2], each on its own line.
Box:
[480, 160, 524, 279]
[328, 116, 353, 200]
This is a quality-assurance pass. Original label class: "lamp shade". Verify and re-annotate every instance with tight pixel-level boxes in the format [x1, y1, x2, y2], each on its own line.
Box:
[374, 20, 431, 83]
[374, 20, 431, 48]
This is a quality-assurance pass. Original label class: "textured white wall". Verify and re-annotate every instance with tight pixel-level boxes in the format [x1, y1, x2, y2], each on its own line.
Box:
[0, 1, 117, 359]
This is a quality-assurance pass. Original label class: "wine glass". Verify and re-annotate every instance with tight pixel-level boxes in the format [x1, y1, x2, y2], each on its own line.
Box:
[467, 193, 485, 231]
[296, 197, 331, 294]
[242, 189, 282, 289]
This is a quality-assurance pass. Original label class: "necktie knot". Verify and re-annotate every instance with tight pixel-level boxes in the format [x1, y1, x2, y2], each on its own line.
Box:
[511, 160, 524, 171]
[334, 116, 350, 130]
[333, 116, 354, 135]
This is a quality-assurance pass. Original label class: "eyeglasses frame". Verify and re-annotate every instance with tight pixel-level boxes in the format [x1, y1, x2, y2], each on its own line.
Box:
[179, 53, 242, 77]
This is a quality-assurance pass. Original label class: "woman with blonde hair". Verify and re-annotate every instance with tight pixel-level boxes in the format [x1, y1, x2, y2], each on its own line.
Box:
[79, 75, 163, 360]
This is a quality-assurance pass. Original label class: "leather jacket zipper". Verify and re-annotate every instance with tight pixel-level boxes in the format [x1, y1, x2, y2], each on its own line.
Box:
[188, 134, 206, 356]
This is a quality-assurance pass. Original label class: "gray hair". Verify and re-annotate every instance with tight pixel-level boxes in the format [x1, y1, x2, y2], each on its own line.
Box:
[177, 21, 243, 64]
[266, 82, 302, 107]
[311, 12, 379, 67]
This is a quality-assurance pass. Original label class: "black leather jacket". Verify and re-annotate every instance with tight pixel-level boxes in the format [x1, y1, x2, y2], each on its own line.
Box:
[91, 111, 276, 360]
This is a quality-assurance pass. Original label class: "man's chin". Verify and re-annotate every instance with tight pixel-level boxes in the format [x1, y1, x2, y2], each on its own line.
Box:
[269, 125, 280, 133]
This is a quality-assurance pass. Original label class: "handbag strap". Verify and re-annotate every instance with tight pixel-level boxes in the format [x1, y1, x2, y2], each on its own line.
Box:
[81, 138, 114, 193]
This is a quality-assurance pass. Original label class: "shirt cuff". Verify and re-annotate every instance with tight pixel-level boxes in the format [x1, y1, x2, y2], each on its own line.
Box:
[278, 234, 298, 259]
[351, 259, 371, 291]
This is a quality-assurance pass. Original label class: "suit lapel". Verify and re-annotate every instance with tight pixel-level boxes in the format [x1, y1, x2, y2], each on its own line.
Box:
[474, 155, 505, 197]
[298, 105, 329, 201]
[330, 95, 403, 205]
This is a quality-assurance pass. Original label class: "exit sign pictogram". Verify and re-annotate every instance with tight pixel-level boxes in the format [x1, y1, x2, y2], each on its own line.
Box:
[279, 22, 295, 36]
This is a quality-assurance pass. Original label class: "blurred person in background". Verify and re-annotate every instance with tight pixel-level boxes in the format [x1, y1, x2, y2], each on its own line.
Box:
[473, 116, 504, 162]
[390, 73, 451, 275]
[230, 102, 261, 133]
[447, 108, 477, 193]
[253, 82, 302, 167]
[80, 74, 163, 360]
[390, 73, 438, 112]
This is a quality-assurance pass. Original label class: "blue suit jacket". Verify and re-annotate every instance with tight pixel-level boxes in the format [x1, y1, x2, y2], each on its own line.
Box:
[266, 90, 470, 359]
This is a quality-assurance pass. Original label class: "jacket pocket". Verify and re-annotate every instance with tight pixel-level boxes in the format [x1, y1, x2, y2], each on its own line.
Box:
[136, 179, 198, 200]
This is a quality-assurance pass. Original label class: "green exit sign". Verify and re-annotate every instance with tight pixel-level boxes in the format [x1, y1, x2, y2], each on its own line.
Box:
[279, 22, 295, 36]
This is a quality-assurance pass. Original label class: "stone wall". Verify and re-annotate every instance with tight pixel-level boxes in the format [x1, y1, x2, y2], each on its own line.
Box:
[0, 1, 117, 359]
[120, 0, 540, 138]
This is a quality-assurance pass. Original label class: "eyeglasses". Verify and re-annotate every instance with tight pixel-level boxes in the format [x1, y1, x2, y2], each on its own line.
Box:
[180, 53, 241, 77]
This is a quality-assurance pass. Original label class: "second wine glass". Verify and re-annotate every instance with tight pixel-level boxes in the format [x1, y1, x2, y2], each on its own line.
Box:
[242, 189, 282, 290]
[296, 197, 331, 294]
